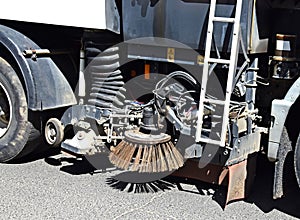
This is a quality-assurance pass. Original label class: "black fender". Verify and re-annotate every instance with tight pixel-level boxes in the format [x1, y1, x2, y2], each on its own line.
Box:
[0, 24, 76, 111]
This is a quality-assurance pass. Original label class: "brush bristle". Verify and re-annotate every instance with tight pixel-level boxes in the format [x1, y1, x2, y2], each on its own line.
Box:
[131, 145, 142, 172]
[109, 137, 184, 173]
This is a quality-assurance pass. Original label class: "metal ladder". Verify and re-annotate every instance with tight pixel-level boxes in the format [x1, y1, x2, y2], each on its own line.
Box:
[195, 0, 243, 146]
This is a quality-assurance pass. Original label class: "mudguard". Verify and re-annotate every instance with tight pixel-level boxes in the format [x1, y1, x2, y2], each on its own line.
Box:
[269, 78, 300, 161]
[269, 76, 300, 197]
[0, 24, 76, 111]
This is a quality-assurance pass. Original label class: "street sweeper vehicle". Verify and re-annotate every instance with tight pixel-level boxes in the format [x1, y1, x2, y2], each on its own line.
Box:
[0, 0, 300, 202]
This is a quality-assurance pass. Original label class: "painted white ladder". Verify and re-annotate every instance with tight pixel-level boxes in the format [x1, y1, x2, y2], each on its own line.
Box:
[196, 0, 243, 146]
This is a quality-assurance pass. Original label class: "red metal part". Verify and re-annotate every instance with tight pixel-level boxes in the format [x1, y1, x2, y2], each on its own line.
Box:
[171, 159, 228, 185]
[226, 160, 247, 204]
[171, 156, 257, 204]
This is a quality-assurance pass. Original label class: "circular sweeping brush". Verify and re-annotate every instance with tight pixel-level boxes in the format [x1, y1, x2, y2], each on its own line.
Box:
[109, 130, 184, 173]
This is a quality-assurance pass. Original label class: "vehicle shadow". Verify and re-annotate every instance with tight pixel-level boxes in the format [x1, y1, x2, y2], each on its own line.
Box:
[45, 152, 118, 175]
[10, 141, 61, 164]
[165, 175, 228, 208]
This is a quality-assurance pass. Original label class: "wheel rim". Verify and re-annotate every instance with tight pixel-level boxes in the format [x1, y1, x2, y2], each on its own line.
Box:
[45, 122, 58, 145]
[0, 81, 12, 138]
[45, 118, 64, 146]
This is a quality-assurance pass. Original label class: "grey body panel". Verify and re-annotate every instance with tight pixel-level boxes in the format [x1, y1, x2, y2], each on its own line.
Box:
[123, 0, 252, 51]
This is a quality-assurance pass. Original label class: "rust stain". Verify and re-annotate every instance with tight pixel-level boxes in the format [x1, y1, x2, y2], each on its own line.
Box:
[226, 160, 247, 204]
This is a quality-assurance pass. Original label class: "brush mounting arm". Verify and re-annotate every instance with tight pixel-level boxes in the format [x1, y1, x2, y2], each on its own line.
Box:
[60, 105, 111, 127]
[165, 105, 192, 136]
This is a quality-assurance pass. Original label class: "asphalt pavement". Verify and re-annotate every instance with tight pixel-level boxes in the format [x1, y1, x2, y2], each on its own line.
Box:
[0, 146, 299, 220]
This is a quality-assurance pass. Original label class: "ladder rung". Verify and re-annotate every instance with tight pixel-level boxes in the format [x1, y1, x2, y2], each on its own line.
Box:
[198, 137, 222, 146]
[213, 17, 235, 23]
[204, 98, 225, 105]
[207, 58, 231, 65]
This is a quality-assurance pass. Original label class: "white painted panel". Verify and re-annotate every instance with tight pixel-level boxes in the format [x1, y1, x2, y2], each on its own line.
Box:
[0, 0, 107, 29]
[276, 40, 291, 51]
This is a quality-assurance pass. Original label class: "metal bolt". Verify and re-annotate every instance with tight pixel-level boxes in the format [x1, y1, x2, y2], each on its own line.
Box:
[77, 131, 85, 140]
[71, 118, 78, 124]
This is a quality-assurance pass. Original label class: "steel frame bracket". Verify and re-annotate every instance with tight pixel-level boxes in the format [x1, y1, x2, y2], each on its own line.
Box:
[60, 105, 110, 127]
[226, 131, 261, 166]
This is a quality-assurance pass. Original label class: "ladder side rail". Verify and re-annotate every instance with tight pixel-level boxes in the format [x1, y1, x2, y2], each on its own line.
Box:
[196, 0, 217, 142]
[219, 0, 244, 146]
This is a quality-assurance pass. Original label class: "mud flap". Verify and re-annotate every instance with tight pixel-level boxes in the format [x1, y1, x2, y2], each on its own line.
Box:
[226, 160, 247, 204]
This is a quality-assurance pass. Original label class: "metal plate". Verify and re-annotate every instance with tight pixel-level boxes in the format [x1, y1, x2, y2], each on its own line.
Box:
[123, 0, 251, 50]
[226, 160, 247, 203]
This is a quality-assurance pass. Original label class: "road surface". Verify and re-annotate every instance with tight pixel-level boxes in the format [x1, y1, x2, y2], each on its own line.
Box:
[0, 146, 299, 220]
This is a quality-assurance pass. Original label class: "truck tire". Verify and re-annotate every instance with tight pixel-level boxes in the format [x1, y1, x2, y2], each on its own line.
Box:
[0, 57, 33, 162]
[294, 134, 300, 187]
